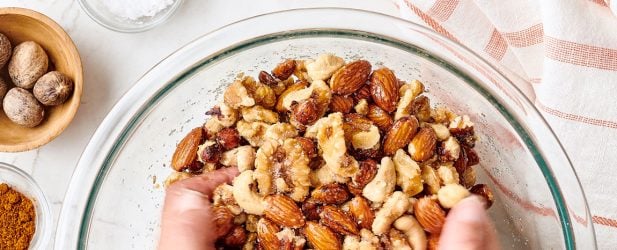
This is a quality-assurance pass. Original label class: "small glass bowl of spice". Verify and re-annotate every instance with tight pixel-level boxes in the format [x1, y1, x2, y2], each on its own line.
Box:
[78, 0, 183, 32]
[0, 162, 51, 249]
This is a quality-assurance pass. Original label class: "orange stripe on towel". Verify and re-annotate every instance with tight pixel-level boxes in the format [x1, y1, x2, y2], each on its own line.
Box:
[502, 24, 544, 47]
[427, 0, 459, 22]
[485, 29, 508, 61]
[403, 0, 460, 43]
[536, 100, 617, 129]
[545, 36, 617, 71]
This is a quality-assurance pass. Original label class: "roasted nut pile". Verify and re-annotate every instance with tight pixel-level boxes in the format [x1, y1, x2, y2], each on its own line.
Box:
[167, 54, 495, 250]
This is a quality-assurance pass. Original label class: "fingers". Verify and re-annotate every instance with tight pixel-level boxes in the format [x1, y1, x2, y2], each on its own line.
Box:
[159, 167, 239, 250]
[169, 167, 240, 197]
[439, 196, 500, 250]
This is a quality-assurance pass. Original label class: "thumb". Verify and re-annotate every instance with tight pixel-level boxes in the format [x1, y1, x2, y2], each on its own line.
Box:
[439, 196, 500, 250]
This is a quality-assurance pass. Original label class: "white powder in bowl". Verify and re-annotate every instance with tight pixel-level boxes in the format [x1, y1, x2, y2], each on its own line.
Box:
[100, 0, 176, 21]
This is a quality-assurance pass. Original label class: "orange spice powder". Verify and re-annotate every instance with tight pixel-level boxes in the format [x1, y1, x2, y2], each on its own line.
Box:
[0, 183, 36, 250]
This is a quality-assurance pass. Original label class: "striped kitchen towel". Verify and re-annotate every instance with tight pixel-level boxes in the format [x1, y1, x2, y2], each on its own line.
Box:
[394, 0, 617, 248]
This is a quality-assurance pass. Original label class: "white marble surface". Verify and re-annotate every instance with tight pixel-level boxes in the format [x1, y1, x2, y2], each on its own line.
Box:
[0, 0, 398, 248]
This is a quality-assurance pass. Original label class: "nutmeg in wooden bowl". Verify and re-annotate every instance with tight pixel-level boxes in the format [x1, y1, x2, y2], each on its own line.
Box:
[0, 7, 82, 152]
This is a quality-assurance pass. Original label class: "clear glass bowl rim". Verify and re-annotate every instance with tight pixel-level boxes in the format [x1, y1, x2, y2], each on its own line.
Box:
[0, 162, 52, 249]
[55, 7, 596, 249]
[77, 0, 184, 33]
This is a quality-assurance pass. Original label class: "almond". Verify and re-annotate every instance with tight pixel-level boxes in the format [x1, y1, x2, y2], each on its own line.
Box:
[320, 205, 360, 236]
[264, 195, 305, 228]
[292, 99, 320, 125]
[259, 70, 278, 85]
[213, 206, 235, 238]
[408, 127, 437, 162]
[276, 81, 309, 112]
[171, 127, 205, 171]
[257, 218, 281, 250]
[348, 196, 374, 230]
[272, 59, 296, 80]
[383, 116, 419, 156]
[304, 221, 341, 250]
[329, 95, 354, 114]
[414, 197, 446, 234]
[369, 68, 399, 113]
[470, 184, 495, 209]
[367, 105, 393, 131]
[330, 60, 372, 95]
[311, 183, 350, 205]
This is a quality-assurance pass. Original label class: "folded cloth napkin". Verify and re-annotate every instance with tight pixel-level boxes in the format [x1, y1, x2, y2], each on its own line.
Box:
[395, 0, 617, 247]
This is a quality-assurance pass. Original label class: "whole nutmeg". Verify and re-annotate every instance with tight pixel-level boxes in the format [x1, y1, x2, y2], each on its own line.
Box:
[33, 71, 74, 106]
[3, 88, 45, 127]
[0, 78, 8, 105]
[8, 41, 48, 89]
[0, 33, 11, 69]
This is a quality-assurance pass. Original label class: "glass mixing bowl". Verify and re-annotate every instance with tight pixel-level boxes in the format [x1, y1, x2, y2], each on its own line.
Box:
[55, 8, 596, 249]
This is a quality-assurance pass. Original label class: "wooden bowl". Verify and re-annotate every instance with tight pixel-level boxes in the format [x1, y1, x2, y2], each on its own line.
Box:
[0, 8, 83, 152]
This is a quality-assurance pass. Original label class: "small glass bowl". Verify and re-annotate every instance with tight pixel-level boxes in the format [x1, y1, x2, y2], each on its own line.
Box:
[78, 0, 183, 32]
[0, 162, 52, 249]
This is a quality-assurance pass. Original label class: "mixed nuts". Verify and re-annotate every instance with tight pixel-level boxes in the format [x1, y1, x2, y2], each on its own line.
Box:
[167, 54, 494, 250]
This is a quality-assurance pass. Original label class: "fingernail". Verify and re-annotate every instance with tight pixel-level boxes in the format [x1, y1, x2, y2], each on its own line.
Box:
[453, 196, 488, 224]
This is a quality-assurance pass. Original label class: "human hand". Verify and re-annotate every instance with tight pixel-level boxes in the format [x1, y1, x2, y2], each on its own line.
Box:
[158, 167, 239, 250]
[439, 196, 500, 250]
